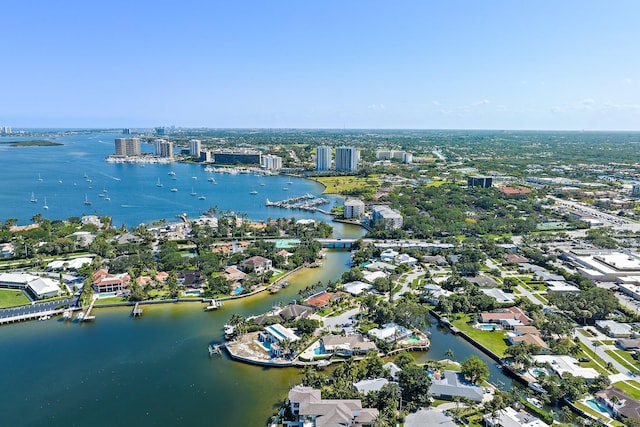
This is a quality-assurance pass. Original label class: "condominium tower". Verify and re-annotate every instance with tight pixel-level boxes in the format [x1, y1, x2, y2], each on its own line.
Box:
[316, 146, 332, 171]
[335, 146, 359, 172]
[114, 138, 141, 157]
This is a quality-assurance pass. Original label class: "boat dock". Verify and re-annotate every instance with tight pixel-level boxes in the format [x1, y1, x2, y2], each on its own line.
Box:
[208, 343, 224, 356]
[80, 296, 97, 322]
[132, 302, 143, 317]
[205, 299, 223, 311]
[265, 194, 330, 212]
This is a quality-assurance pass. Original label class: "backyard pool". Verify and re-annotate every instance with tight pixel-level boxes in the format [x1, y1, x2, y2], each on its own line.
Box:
[233, 286, 244, 295]
[586, 398, 610, 414]
[475, 323, 498, 331]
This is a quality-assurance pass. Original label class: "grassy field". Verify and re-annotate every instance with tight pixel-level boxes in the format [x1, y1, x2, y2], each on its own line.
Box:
[605, 349, 639, 372]
[0, 289, 30, 308]
[451, 315, 508, 357]
[312, 176, 381, 195]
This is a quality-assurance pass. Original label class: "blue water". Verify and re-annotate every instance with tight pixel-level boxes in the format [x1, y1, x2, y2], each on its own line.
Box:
[586, 398, 609, 413]
[233, 286, 244, 295]
[0, 131, 357, 237]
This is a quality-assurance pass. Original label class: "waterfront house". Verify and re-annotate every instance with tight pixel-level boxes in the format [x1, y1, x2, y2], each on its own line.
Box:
[318, 334, 377, 356]
[353, 378, 390, 394]
[259, 324, 299, 357]
[484, 407, 547, 427]
[240, 255, 272, 274]
[222, 266, 247, 283]
[479, 306, 533, 327]
[278, 304, 313, 321]
[383, 362, 401, 380]
[531, 355, 599, 380]
[176, 270, 203, 288]
[368, 322, 412, 343]
[306, 291, 345, 308]
[595, 386, 640, 420]
[342, 281, 373, 296]
[276, 249, 293, 264]
[284, 385, 378, 427]
[507, 331, 549, 350]
[92, 269, 130, 294]
[480, 288, 515, 304]
[423, 284, 452, 304]
[428, 370, 484, 402]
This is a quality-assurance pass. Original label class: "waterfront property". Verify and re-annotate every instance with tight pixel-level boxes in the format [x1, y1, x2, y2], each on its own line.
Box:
[283, 385, 378, 427]
[0, 272, 62, 300]
[93, 269, 130, 294]
[531, 355, 599, 380]
[484, 407, 547, 427]
[428, 370, 484, 403]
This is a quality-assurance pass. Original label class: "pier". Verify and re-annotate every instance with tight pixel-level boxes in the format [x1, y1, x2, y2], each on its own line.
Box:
[265, 193, 330, 212]
[208, 343, 224, 356]
[132, 302, 143, 317]
[205, 299, 223, 311]
[80, 296, 98, 322]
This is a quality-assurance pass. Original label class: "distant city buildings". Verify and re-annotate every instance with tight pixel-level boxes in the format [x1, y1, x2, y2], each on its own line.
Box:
[155, 127, 166, 136]
[468, 176, 493, 188]
[335, 146, 359, 172]
[343, 199, 365, 219]
[632, 184, 640, 198]
[154, 139, 174, 158]
[114, 137, 141, 157]
[370, 205, 403, 229]
[1, 126, 12, 136]
[122, 128, 131, 135]
[261, 154, 282, 170]
[376, 150, 412, 164]
[316, 146, 332, 171]
[213, 150, 261, 165]
[189, 139, 202, 156]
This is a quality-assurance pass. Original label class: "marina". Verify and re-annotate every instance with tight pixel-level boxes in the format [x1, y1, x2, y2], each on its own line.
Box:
[265, 193, 331, 213]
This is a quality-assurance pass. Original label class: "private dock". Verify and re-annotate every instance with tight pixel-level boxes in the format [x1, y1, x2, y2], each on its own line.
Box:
[80, 296, 97, 322]
[132, 302, 143, 317]
[205, 299, 223, 311]
[208, 343, 224, 356]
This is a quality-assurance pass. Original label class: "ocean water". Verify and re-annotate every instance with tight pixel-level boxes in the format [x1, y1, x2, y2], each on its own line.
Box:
[0, 131, 356, 237]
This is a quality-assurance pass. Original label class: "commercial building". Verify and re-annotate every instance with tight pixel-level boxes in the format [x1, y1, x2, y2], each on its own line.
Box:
[154, 139, 173, 158]
[343, 199, 365, 219]
[561, 249, 640, 282]
[375, 150, 412, 164]
[261, 154, 282, 170]
[468, 176, 493, 188]
[370, 205, 403, 229]
[335, 146, 359, 172]
[0, 272, 62, 299]
[189, 139, 202, 156]
[114, 138, 141, 157]
[316, 146, 332, 171]
[213, 151, 261, 165]
[1, 126, 12, 135]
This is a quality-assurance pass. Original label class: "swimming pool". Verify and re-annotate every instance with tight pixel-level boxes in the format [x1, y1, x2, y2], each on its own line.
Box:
[475, 323, 497, 331]
[98, 292, 117, 299]
[233, 286, 244, 295]
[586, 398, 609, 414]
[529, 368, 549, 378]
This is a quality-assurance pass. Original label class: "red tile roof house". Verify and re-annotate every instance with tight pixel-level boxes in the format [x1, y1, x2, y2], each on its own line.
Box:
[93, 269, 131, 294]
[240, 255, 273, 274]
[479, 306, 533, 327]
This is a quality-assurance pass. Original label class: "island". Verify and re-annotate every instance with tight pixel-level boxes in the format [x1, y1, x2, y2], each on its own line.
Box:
[3, 139, 63, 147]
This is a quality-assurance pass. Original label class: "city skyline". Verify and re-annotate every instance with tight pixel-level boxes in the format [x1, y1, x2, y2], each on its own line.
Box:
[2, 1, 640, 131]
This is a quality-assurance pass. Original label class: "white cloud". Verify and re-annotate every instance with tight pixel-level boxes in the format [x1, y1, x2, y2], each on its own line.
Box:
[367, 103, 385, 110]
[625, 78, 633, 85]
[472, 99, 490, 106]
[582, 98, 596, 106]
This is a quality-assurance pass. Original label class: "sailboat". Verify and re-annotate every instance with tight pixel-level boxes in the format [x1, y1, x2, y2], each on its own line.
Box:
[191, 187, 197, 196]
[38, 173, 43, 182]
[156, 178, 163, 187]
[43, 197, 49, 210]
[84, 194, 91, 205]
[30, 192, 37, 203]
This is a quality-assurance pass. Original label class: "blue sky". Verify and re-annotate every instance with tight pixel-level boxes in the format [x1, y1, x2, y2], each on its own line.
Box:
[2, 0, 639, 130]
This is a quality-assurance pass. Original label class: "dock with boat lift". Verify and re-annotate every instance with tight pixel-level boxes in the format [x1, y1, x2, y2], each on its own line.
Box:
[79, 296, 98, 322]
[204, 299, 223, 311]
[132, 302, 143, 317]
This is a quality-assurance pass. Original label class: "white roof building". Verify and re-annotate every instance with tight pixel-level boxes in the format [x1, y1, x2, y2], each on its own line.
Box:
[363, 270, 387, 283]
[545, 281, 580, 293]
[368, 322, 412, 343]
[27, 278, 62, 299]
[480, 288, 516, 304]
[531, 355, 599, 380]
[354, 378, 389, 394]
[563, 250, 640, 282]
[47, 257, 93, 271]
[342, 281, 373, 296]
[484, 407, 547, 427]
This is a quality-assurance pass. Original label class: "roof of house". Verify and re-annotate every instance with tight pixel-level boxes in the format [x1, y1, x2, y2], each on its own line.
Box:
[510, 334, 549, 349]
[353, 378, 389, 394]
[503, 254, 528, 264]
[468, 274, 500, 287]
[429, 370, 484, 402]
[596, 320, 633, 336]
[279, 304, 313, 320]
[342, 281, 372, 295]
[532, 355, 599, 379]
[242, 255, 271, 266]
[480, 288, 515, 303]
[27, 277, 61, 296]
[616, 338, 640, 349]
[480, 307, 533, 325]
[307, 292, 334, 307]
[513, 326, 541, 336]
[321, 334, 377, 352]
[595, 387, 640, 419]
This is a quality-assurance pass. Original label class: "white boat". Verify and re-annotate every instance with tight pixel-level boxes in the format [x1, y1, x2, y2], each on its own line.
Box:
[250, 190, 258, 195]
[528, 382, 546, 394]
[76, 312, 85, 321]
[526, 397, 543, 409]
[198, 195, 206, 200]
[208, 177, 216, 183]
[39, 315, 51, 321]
[156, 178, 163, 187]
[43, 197, 49, 210]
[191, 187, 197, 196]
[38, 173, 43, 182]
[84, 194, 91, 205]
[58, 178, 63, 183]
[30, 192, 37, 203]
[168, 171, 176, 176]
[223, 324, 235, 336]
[191, 176, 198, 180]
[104, 196, 111, 201]
[171, 187, 178, 192]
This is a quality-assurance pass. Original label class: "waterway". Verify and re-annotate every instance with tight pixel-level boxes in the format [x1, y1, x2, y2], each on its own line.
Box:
[0, 130, 518, 425]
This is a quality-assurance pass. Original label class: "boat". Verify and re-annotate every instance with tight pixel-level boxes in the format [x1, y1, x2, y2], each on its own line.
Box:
[287, 180, 293, 185]
[38, 173, 43, 182]
[62, 309, 72, 320]
[156, 178, 163, 187]
[39, 315, 51, 321]
[171, 187, 178, 192]
[528, 382, 547, 394]
[58, 178, 63, 183]
[191, 176, 198, 180]
[76, 312, 85, 321]
[223, 324, 235, 338]
[104, 196, 111, 201]
[198, 195, 206, 200]
[98, 193, 104, 197]
[30, 192, 37, 203]
[282, 187, 289, 191]
[250, 190, 258, 195]
[280, 281, 289, 288]
[84, 194, 91, 205]
[43, 197, 49, 210]
[191, 187, 197, 196]
[526, 397, 543, 409]
[260, 182, 266, 186]
[168, 171, 176, 176]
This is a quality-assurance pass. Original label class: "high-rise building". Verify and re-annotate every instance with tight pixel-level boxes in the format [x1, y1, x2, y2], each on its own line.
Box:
[114, 138, 141, 157]
[122, 128, 131, 135]
[335, 146, 359, 172]
[154, 139, 173, 158]
[189, 139, 202, 156]
[467, 176, 493, 188]
[261, 154, 282, 170]
[343, 199, 365, 219]
[155, 127, 166, 136]
[371, 205, 403, 229]
[316, 146, 332, 171]
[1, 126, 12, 136]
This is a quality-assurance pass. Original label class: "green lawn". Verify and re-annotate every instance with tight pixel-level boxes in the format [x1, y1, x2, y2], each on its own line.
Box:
[612, 381, 640, 400]
[0, 289, 30, 308]
[578, 342, 615, 374]
[605, 349, 639, 371]
[451, 315, 508, 357]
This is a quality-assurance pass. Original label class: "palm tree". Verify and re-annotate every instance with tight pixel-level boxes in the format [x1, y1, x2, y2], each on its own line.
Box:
[445, 348, 454, 361]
